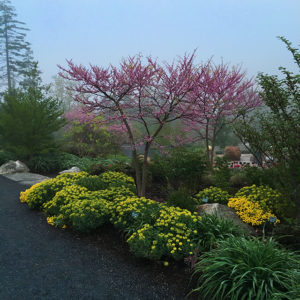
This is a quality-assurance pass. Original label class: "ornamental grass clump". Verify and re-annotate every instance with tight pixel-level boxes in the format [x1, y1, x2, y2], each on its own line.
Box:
[196, 214, 244, 251]
[195, 186, 230, 205]
[191, 237, 300, 300]
[228, 197, 279, 226]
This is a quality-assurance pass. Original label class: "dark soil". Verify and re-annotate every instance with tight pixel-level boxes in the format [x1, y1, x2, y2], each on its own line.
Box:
[0, 175, 198, 300]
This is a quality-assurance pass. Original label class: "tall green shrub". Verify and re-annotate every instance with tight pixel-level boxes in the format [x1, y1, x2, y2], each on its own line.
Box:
[0, 86, 65, 158]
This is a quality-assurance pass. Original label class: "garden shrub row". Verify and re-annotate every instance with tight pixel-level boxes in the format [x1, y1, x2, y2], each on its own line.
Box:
[20, 171, 244, 261]
[193, 184, 288, 224]
[20, 171, 300, 299]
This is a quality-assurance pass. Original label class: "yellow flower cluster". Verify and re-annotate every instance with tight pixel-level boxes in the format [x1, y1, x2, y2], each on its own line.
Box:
[228, 197, 280, 226]
[195, 186, 230, 205]
[235, 184, 286, 217]
[100, 171, 135, 185]
[127, 205, 202, 260]
[46, 216, 55, 226]
[20, 181, 45, 203]
[20, 172, 89, 209]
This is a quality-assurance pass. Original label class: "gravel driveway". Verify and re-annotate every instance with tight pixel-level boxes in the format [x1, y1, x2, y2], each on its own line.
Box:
[0, 175, 191, 300]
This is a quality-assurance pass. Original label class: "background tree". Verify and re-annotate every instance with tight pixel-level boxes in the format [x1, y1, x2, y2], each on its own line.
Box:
[59, 54, 198, 196]
[0, 66, 65, 158]
[234, 37, 300, 220]
[184, 61, 261, 166]
[0, 0, 34, 91]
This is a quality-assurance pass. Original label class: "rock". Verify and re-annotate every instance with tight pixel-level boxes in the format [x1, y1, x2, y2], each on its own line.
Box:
[0, 160, 29, 175]
[59, 166, 81, 174]
[196, 203, 256, 235]
[3, 172, 50, 186]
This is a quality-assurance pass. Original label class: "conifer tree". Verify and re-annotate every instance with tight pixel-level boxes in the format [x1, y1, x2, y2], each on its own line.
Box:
[0, 0, 34, 90]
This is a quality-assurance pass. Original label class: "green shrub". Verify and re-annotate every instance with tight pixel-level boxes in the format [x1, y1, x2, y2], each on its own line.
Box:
[166, 188, 196, 212]
[0, 150, 17, 165]
[195, 186, 230, 205]
[235, 185, 291, 220]
[0, 87, 65, 158]
[211, 156, 232, 191]
[191, 237, 300, 300]
[149, 148, 207, 192]
[88, 161, 134, 177]
[27, 152, 66, 173]
[76, 176, 108, 191]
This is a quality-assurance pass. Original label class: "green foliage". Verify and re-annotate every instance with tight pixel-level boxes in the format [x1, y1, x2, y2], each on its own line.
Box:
[235, 184, 291, 221]
[149, 147, 207, 192]
[0, 149, 16, 165]
[196, 214, 244, 251]
[0, 87, 65, 158]
[63, 118, 121, 158]
[210, 156, 232, 191]
[234, 37, 300, 219]
[191, 237, 300, 300]
[195, 186, 230, 205]
[76, 176, 108, 191]
[166, 188, 197, 212]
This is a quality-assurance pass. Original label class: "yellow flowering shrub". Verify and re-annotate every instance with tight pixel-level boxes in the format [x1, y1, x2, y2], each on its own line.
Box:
[100, 171, 135, 186]
[195, 186, 230, 205]
[235, 185, 289, 219]
[127, 206, 202, 260]
[21, 172, 89, 209]
[228, 197, 280, 226]
[108, 196, 161, 233]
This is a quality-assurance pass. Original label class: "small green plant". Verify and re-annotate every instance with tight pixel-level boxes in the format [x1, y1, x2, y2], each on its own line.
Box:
[196, 214, 244, 251]
[76, 176, 108, 191]
[191, 237, 300, 300]
[0, 150, 17, 165]
[150, 148, 207, 192]
[166, 188, 196, 211]
[195, 186, 230, 205]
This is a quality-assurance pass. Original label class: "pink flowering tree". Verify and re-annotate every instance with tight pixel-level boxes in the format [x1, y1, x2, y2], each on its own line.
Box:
[58, 54, 198, 196]
[184, 61, 261, 166]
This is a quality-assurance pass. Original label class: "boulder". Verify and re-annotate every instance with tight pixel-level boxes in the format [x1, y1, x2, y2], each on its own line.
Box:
[0, 160, 29, 175]
[196, 203, 256, 235]
[59, 166, 81, 174]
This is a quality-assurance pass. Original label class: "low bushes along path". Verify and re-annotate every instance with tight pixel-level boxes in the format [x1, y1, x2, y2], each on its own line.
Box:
[0, 175, 195, 300]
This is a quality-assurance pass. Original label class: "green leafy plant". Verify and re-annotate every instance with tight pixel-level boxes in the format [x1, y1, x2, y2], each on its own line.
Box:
[149, 148, 207, 192]
[191, 237, 300, 300]
[196, 214, 244, 251]
[0, 150, 16, 165]
[166, 188, 197, 212]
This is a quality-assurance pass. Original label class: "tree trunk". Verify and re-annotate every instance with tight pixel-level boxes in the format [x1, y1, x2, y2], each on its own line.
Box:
[132, 148, 142, 196]
[4, 16, 12, 90]
[141, 142, 151, 197]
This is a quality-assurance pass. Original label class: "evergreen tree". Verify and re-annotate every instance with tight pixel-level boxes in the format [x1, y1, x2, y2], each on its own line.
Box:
[0, 0, 34, 90]
[0, 66, 65, 158]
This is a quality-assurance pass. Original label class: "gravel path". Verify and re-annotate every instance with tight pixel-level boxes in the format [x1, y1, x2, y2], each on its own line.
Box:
[0, 175, 190, 300]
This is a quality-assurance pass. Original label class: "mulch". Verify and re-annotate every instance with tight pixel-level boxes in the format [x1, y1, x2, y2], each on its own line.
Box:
[0, 175, 198, 300]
